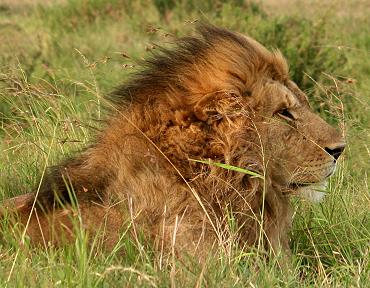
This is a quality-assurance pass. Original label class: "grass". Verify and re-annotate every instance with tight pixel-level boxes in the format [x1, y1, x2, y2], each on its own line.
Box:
[0, 0, 369, 286]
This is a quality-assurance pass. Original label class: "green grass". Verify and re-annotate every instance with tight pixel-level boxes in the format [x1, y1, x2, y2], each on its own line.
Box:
[0, 0, 369, 286]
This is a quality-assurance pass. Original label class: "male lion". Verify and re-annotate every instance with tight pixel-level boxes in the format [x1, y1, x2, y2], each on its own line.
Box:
[1, 24, 345, 259]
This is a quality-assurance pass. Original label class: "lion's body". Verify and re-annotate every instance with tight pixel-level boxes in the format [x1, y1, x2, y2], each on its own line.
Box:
[1, 25, 345, 258]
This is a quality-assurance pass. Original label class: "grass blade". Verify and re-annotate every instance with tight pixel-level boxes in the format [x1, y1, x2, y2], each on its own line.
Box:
[189, 159, 264, 179]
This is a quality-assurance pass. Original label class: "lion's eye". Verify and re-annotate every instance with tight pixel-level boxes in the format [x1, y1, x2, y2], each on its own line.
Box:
[242, 90, 252, 97]
[277, 108, 295, 121]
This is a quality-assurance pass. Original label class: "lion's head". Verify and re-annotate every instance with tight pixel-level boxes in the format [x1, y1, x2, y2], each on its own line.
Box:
[114, 24, 345, 204]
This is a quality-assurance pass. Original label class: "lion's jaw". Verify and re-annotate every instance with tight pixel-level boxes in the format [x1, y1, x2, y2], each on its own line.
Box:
[295, 181, 328, 203]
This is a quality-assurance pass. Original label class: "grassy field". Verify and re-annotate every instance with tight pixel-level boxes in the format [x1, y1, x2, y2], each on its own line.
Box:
[0, 0, 369, 286]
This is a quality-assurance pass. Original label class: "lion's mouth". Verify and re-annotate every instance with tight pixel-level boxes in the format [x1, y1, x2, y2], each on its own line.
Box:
[287, 163, 337, 200]
[288, 182, 313, 189]
[289, 181, 328, 203]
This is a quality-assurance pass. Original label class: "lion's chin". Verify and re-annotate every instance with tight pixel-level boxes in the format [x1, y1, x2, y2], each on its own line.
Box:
[295, 181, 328, 203]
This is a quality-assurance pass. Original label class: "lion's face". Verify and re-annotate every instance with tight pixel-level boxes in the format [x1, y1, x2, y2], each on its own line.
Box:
[190, 72, 344, 200]
[248, 79, 345, 196]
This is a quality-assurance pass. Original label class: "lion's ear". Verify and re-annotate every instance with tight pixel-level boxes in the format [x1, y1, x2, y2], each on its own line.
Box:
[193, 91, 239, 124]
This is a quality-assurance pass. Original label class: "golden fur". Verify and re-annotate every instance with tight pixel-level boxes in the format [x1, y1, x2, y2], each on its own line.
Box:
[1, 25, 345, 258]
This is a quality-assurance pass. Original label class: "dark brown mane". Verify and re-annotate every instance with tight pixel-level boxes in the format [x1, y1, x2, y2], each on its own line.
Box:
[109, 23, 287, 107]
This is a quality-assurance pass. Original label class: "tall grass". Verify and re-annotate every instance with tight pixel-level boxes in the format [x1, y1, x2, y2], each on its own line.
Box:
[0, 0, 369, 286]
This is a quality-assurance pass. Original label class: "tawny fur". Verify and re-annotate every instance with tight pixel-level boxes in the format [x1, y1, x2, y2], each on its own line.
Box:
[1, 24, 345, 259]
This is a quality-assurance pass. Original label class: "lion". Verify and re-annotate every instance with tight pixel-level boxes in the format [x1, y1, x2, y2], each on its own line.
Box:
[1, 24, 345, 259]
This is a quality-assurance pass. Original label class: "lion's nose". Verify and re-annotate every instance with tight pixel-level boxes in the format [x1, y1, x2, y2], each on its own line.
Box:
[325, 143, 346, 161]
